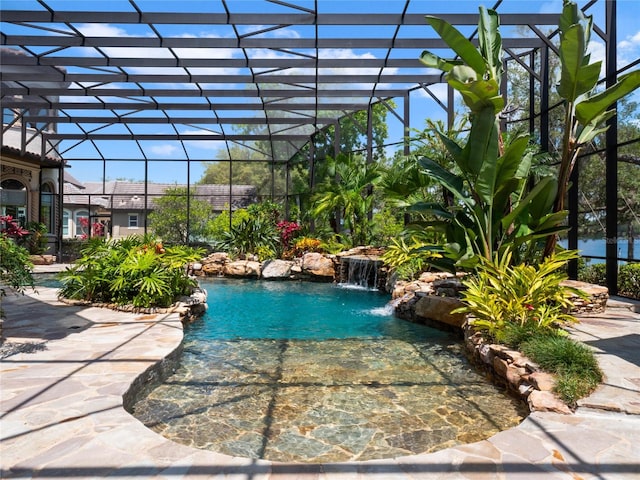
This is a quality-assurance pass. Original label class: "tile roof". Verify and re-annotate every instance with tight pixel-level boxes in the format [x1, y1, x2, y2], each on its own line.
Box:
[63, 180, 257, 211]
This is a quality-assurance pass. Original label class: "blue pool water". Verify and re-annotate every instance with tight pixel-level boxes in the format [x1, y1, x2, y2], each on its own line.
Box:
[133, 278, 525, 463]
[194, 278, 435, 341]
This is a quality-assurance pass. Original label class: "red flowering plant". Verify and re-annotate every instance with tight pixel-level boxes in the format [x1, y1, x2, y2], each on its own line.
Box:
[1, 215, 34, 302]
[276, 220, 303, 259]
[276, 221, 301, 249]
[92, 221, 105, 237]
[78, 216, 89, 240]
[0, 215, 30, 238]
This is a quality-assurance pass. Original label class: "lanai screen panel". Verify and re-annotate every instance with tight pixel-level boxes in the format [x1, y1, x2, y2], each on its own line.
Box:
[1, 0, 568, 187]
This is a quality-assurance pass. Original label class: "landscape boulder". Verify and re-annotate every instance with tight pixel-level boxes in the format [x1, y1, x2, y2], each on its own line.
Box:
[301, 252, 335, 279]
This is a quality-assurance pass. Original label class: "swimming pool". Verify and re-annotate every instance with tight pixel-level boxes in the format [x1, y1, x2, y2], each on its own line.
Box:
[132, 278, 525, 463]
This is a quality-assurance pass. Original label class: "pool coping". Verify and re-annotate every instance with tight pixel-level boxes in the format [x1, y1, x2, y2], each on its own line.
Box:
[1, 282, 640, 478]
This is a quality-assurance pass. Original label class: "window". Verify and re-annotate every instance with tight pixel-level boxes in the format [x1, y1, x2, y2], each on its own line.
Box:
[40, 183, 54, 233]
[128, 213, 139, 228]
[62, 210, 70, 237]
[1, 179, 28, 226]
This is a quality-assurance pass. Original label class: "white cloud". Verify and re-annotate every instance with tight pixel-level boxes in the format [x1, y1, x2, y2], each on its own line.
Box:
[149, 144, 178, 156]
[618, 30, 640, 68]
[414, 82, 449, 104]
[587, 40, 607, 77]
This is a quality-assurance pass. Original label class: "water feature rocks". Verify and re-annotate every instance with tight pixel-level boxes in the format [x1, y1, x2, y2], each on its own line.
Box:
[301, 252, 335, 279]
[200, 252, 230, 276]
[414, 295, 466, 329]
[528, 390, 572, 414]
[262, 259, 295, 279]
[562, 280, 609, 313]
[392, 273, 466, 330]
[464, 328, 573, 414]
[224, 260, 261, 277]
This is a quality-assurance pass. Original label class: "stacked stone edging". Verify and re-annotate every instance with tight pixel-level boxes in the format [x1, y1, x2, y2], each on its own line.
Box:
[58, 287, 208, 323]
[562, 279, 609, 314]
[463, 326, 572, 414]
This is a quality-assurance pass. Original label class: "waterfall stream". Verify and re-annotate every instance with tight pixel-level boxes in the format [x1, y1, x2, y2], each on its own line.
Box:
[339, 256, 383, 290]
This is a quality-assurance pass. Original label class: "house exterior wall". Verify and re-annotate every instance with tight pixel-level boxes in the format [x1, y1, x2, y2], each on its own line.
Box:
[111, 210, 146, 239]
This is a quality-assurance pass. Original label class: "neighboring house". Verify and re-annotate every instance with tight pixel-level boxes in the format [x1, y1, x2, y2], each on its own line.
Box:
[61, 177, 111, 239]
[1, 48, 69, 254]
[63, 180, 257, 240]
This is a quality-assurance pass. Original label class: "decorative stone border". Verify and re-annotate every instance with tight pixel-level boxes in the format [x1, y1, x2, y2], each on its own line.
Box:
[58, 286, 208, 323]
[463, 325, 573, 414]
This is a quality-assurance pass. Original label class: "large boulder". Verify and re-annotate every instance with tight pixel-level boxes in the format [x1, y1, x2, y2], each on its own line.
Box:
[414, 295, 466, 328]
[224, 260, 261, 277]
[301, 252, 335, 279]
[201, 252, 230, 276]
[261, 259, 295, 279]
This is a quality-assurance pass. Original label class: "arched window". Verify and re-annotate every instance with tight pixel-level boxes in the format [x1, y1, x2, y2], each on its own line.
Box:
[40, 183, 55, 233]
[0, 179, 28, 227]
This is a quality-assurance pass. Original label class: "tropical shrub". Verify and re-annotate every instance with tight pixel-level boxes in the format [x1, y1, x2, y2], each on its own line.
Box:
[311, 153, 382, 247]
[23, 221, 48, 254]
[215, 217, 279, 260]
[286, 237, 323, 259]
[382, 236, 441, 281]
[578, 262, 606, 286]
[209, 207, 251, 241]
[619, 263, 640, 299]
[277, 221, 302, 252]
[58, 235, 203, 308]
[0, 234, 34, 309]
[456, 248, 585, 343]
[370, 205, 405, 247]
[0, 215, 35, 315]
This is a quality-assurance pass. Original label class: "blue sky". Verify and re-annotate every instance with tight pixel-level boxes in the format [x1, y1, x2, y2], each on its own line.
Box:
[3, 0, 639, 184]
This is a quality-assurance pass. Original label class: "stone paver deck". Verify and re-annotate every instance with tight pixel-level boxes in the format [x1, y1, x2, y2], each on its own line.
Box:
[1, 275, 639, 479]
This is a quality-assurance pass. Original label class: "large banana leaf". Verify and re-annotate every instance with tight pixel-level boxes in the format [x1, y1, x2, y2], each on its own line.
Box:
[558, 24, 600, 101]
[495, 134, 531, 186]
[417, 156, 465, 200]
[575, 71, 640, 125]
[576, 110, 616, 144]
[409, 201, 455, 219]
[425, 15, 486, 75]
[468, 107, 500, 205]
[478, 7, 503, 82]
[419, 51, 462, 72]
[500, 176, 557, 231]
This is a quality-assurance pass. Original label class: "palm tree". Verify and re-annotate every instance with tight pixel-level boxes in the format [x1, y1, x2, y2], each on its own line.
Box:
[311, 153, 382, 246]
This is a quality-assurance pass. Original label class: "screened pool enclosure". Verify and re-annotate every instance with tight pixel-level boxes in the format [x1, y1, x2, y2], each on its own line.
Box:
[1, 0, 638, 294]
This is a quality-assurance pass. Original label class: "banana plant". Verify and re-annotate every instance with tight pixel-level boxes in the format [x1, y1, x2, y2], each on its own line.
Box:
[414, 6, 566, 271]
[542, 0, 640, 256]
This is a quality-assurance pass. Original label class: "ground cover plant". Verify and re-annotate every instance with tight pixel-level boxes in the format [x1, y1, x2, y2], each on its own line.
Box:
[58, 235, 203, 308]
